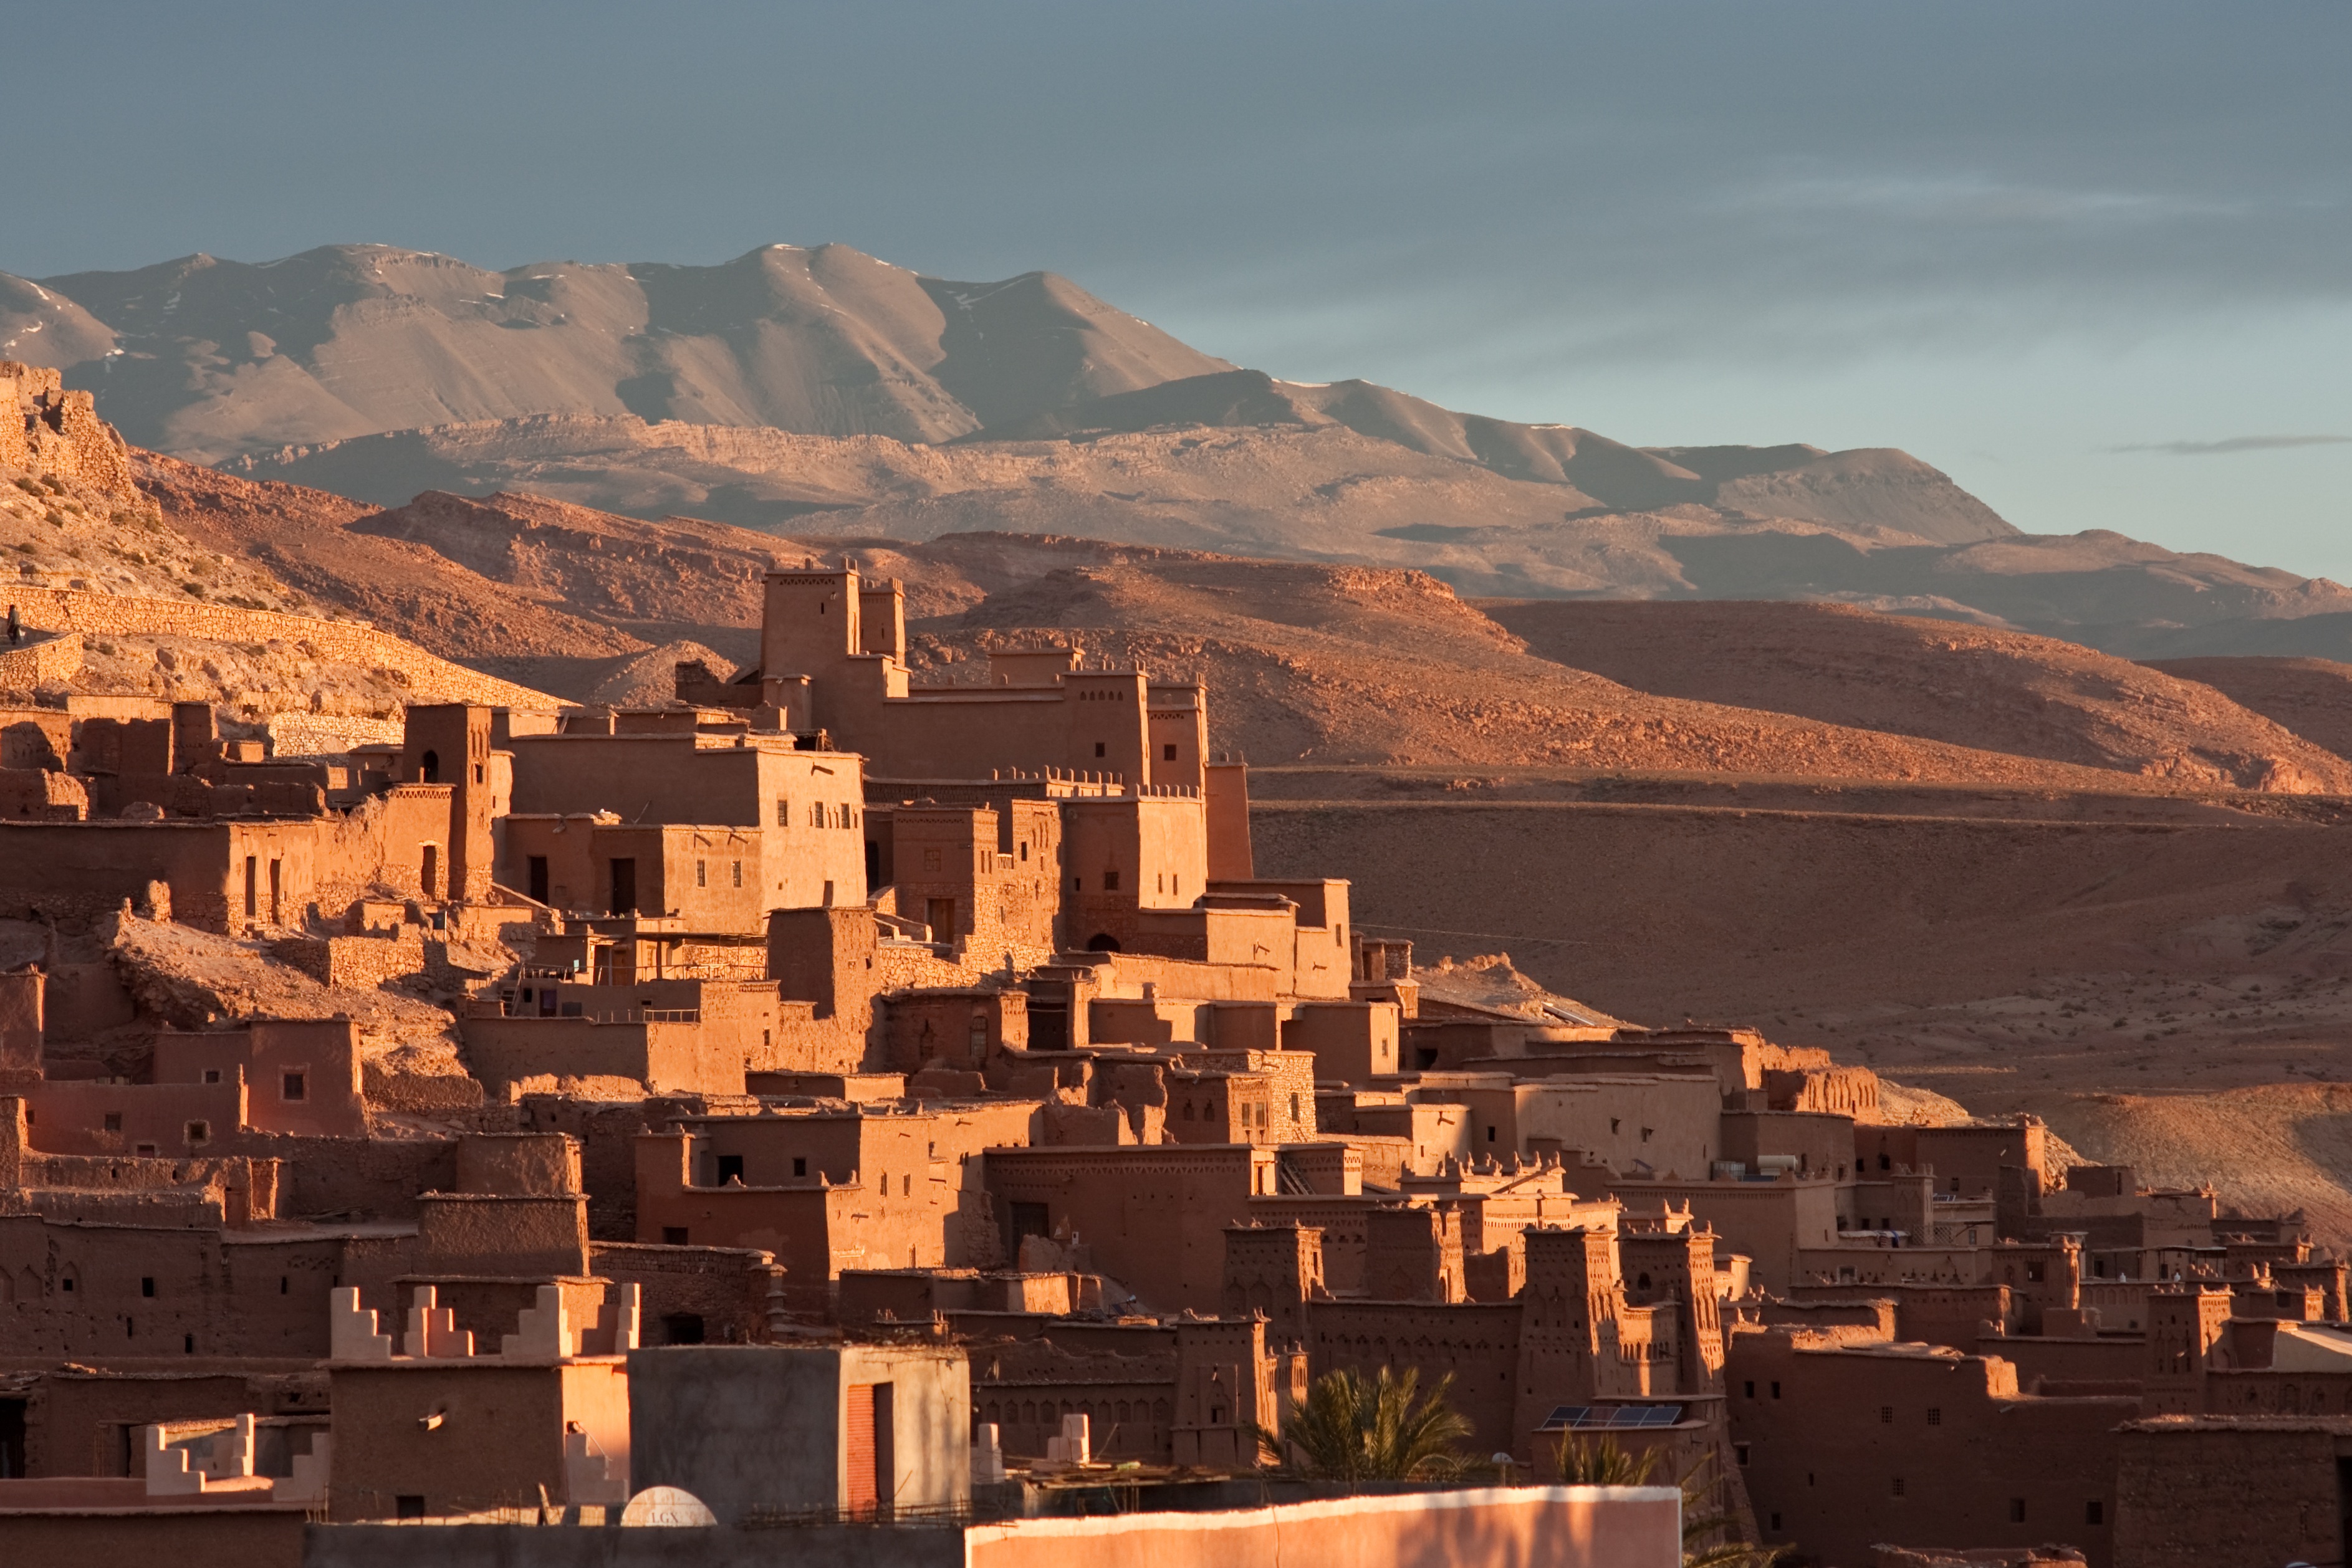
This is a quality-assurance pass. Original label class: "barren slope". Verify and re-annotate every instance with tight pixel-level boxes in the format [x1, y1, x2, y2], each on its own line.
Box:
[1486, 599, 2352, 792]
[2143, 656, 2352, 763]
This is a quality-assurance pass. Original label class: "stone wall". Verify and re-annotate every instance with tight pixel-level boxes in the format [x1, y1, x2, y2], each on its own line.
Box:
[0, 585, 557, 710]
[1, 362, 134, 495]
[0, 631, 84, 691]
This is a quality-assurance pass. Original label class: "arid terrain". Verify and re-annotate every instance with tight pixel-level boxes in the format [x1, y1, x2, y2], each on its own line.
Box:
[14, 241, 2352, 656]
[14, 251, 2352, 1237]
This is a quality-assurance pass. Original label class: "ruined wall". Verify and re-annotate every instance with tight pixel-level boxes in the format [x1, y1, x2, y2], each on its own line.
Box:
[0, 583, 555, 709]
[1, 362, 133, 494]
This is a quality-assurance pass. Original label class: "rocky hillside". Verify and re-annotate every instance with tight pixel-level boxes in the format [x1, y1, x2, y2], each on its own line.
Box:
[1487, 599, 2352, 792]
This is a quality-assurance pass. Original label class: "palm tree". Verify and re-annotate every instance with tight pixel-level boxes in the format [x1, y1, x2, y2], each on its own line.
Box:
[1254, 1365, 1472, 1485]
[1552, 1434, 1790, 1568]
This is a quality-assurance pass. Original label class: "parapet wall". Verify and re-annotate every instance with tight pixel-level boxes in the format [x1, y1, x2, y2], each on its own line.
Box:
[0, 585, 559, 710]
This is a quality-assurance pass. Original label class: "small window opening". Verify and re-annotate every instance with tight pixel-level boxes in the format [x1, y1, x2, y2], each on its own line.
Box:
[142, 1277, 155, 1298]
[282, 1071, 306, 1102]
[793, 1157, 808, 1177]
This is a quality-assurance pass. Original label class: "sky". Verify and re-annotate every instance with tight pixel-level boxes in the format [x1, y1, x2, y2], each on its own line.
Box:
[6, 1, 2350, 575]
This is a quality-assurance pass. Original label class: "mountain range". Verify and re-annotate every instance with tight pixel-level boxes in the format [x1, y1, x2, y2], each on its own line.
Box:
[9, 241, 2352, 654]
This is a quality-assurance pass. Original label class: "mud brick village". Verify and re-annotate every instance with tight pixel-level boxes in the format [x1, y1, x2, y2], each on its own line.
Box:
[2, 348, 2348, 1568]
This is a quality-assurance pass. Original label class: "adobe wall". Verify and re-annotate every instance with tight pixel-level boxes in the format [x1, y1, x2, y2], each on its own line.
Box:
[0, 584, 555, 709]
[984, 1144, 1273, 1312]
[1311, 1299, 1525, 1454]
[300, 1491, 1678, 1568]
[590, 1241, 780, 1346]
[1728, 1329, 2134, 1567]
[2110, 1418, 2352, 1568]
[326, 1359, 628, 1520]
[459, 1016, 746, 1100]
[963, 1486, 1681, 1568]
[1606, 1176, 1845, 1293]
[0, 1509, 307, 1568]
[0, 1211, 363, 1360]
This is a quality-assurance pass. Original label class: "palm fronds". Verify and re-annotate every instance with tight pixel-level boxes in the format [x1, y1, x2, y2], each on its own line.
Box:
[1254, 1365, 1472, 1484]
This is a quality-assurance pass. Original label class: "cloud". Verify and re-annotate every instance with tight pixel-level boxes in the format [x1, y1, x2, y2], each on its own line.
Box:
[2113, 435, 2352, 456]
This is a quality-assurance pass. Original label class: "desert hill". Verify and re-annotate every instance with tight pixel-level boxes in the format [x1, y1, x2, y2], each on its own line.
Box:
[124, 456, 2352, 793]
[2143, 656, 2352, 764]
[1486, 598, 2352, 791]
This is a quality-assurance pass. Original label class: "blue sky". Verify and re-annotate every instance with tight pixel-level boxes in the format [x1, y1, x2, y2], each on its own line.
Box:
[6, 1, 2349, 575]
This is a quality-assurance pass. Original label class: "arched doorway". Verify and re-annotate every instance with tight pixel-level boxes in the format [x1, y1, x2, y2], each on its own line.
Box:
[1085, 933, 1121, 952]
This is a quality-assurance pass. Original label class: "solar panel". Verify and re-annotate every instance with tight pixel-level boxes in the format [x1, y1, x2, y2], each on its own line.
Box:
[1538, 1404, 1684, 1430]
[1541, 1405, 1591, 1430]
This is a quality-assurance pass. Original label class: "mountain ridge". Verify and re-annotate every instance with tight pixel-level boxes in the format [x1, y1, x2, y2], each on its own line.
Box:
[13, 240, 2352, 654]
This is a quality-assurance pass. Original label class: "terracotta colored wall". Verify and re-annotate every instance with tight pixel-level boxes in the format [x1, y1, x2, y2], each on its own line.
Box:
[326, 1359, 628, 1520]
[965, 1487, 1681, 1568]
[1728, 1329, 2133, 1566]
[0, 1507, 305, 1568]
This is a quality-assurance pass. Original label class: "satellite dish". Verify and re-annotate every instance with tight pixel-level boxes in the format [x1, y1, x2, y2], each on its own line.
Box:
[620, 1486, 717, 1527]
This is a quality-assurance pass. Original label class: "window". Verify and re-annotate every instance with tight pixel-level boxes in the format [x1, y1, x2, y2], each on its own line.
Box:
[1768, 1513, 1780, 1531]
[1926, 1407, 1940, 1426]
[716, 1154, 744, 1185]
[1892, 1478, 1906, 1498]
[527, 854, 549, 904]
[396, 1496, 426, 1520]
[1103, 870, 1120, 891]
[822, 880, 834, 906]
[776, 798, 790, 826]
[1072, 876, 1082, 892]
[282, 1071, 306, 1102]
[1289, 1094, 1300, 1122]
[2086, 1501, 2103, 1525]
[186, 1120, 209, 1144]
[696, 859, 707, 888]
[1164, 743, 1178, 761]
[1641, 1127, 1653, 1143]
[1734, 1443, 1749, 1467]
[793, 1157, 808, 1177]
[1610, 1118, 1620, 1134]
[203, 1069, 221, 1084]
[1744, 1380, 1755, 1398]
[142, 1277, 155, 1298]
[2027, 1261, 2046, 1283]
[661, 1226, 690, 1245]
[1880, 1406, 1893, 1424]
[840, 802, 853, 828]
[1486, 1126, 1497, 1143]
[2009, 1499, 2026, 1523]
[1094, 742, 1106, 758]
[473, 763, 484, 785]
[244, 855, 258, 917]
[731, 861, 742, 887]
[1770, 1382, 1781, 1400]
